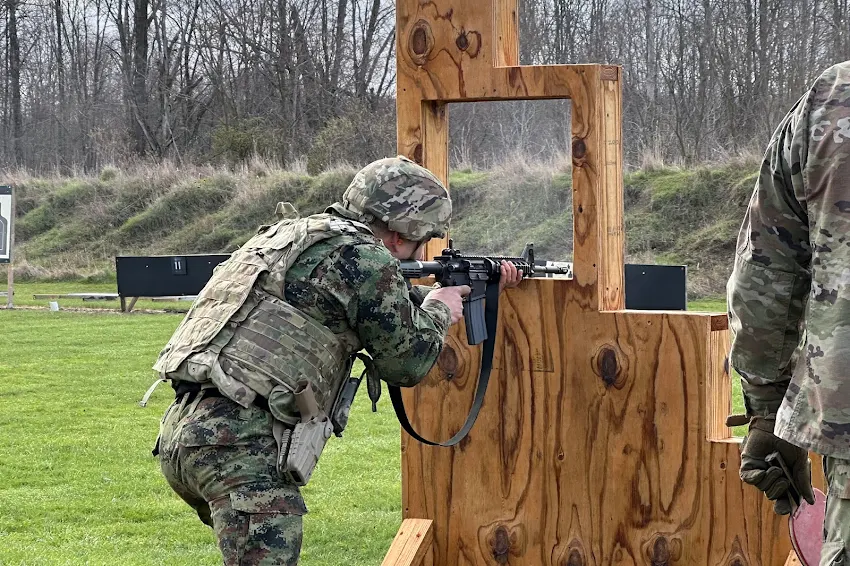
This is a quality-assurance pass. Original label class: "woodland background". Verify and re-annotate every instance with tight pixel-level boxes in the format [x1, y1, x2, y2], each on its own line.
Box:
[0, 0, 845, 172]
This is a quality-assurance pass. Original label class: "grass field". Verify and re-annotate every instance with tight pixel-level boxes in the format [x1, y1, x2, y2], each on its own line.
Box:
[2, 282, 191, 312]
[0, 308, 402, 565]
[0, 294, 740, 565]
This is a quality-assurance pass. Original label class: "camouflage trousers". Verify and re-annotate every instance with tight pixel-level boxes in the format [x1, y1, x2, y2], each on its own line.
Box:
[823, 456, 850, 566]
[157, 392, 307, 565]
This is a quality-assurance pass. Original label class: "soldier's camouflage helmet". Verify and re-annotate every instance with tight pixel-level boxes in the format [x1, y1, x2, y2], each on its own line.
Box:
[327, 155, 451, 241]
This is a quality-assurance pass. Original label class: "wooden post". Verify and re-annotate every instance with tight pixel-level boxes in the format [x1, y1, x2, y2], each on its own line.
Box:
[386, 0, 817, 564]
[4, 187, 14, 309]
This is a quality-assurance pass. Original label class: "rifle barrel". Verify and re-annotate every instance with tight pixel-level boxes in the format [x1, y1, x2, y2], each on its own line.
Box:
[531, 263, 572, 275]
[399, 260, 444, 279]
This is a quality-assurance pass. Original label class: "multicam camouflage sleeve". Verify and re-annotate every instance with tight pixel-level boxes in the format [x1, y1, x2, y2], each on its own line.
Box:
[727, 82, 813, 418]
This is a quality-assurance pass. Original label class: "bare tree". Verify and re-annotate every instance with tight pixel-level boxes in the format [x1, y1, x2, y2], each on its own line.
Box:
[5, 0, 23, 165]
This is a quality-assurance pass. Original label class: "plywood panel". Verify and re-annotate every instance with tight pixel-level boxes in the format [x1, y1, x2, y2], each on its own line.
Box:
[400, 282, 792, 564]
[392, 0, 785, 563]
[396, 3, 625, 312]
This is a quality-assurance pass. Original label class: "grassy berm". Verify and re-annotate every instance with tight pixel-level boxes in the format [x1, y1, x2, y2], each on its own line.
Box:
[5, 157, 759, 298]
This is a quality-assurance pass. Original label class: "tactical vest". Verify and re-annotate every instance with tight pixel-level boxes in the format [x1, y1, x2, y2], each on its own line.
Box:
[152, 213, 373, 425]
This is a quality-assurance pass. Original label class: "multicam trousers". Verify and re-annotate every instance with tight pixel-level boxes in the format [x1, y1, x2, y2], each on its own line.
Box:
[157, 393, 306, 565]
[823, 456, 850, 566]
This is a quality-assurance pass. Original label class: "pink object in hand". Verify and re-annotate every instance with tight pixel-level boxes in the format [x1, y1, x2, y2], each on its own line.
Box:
[789, 487, 826, 566]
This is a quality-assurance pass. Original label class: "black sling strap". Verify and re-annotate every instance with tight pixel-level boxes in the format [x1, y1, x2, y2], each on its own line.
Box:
[387, 282, 499, 447]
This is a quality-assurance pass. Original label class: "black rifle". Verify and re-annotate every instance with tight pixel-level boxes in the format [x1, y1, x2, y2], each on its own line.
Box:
[390, 242, 571, 447]
[400, 242, 571, 345]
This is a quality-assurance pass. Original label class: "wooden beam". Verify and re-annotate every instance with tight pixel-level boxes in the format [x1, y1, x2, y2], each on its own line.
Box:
[493, 0, 519, 67]
[381, 519, 434, 566]
[421, 101, 449, 259]
[706, 327, 733, 440]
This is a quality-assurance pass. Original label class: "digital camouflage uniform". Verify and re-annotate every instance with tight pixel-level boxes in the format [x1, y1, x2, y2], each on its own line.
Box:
[728, 61, 850, 565]
[154, 156, 453, 565]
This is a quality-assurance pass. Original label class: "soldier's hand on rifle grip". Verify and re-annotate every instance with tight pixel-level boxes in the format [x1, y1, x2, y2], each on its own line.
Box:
[499, 260, 523, 293]
[422, 285, 472, 325]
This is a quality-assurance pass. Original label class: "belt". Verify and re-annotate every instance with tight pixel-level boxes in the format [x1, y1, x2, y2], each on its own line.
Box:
[173, 381, 270, 413]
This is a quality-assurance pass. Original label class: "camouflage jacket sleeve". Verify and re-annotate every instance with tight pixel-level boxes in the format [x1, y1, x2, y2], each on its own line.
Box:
[305, 243, 452, 387]
[409, 284, 439, 306]
[727, 91, 812, 418]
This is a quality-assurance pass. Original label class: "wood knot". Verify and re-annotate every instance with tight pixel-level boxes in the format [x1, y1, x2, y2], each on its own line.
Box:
[413, 144, 423, 165]
[408, 20, 434, 66]
[572, 138, 587, 160]
[593, 346, 624, 388]
[456, 31, 469, 51]
[565, 548, 585, 566]
[651, 537, 670, 565]
[643, 535, 682, 565]
[438, 344, 458, 381]
[453, 28, 481, 57]
[721, 538, 748, 566]
[491, 526, 510, 563]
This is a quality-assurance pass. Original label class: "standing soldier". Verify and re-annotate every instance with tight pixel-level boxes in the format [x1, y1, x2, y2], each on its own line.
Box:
[150, 156, 520, 564]
[728, 62, 850, 564]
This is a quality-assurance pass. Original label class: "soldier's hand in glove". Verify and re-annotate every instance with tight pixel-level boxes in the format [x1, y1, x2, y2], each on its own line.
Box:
[739, 416, 815, 515]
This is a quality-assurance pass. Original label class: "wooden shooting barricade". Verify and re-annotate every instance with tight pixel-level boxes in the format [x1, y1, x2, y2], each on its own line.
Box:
[382, 0, 823, 564]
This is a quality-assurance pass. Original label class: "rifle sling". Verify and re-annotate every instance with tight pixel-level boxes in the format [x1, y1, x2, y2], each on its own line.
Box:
[387, 282, 499, 447]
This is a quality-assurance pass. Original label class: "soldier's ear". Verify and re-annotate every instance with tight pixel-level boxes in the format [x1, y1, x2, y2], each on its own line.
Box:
[380, 231, 404, 253]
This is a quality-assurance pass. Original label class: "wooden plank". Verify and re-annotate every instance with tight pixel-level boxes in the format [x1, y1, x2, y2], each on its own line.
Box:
[394, 1, 783, 564]
[493, 0, 519, 67]
[381, 519, 434, 566]
[401, 284, 792, 564]
[421, 101, 450, 259]
[597, 66, 625, 311]
[706, 327, 732, 440]
[398, 38, 624, 311]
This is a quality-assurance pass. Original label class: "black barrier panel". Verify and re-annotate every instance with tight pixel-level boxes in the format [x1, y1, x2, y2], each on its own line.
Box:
[117, 255, 688, 310]
[625, 264, 687, 311]
[116, 254, 230, 297]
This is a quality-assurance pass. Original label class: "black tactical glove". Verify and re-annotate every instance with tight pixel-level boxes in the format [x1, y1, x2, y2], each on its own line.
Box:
[739, 417, 815, 515]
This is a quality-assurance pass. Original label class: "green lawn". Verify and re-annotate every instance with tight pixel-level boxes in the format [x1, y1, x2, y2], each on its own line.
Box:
[0, 294, 743, 565]
[0, 309, 401, 565]
[2, 281, 191, 312]
[688, 297, 726, 312]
